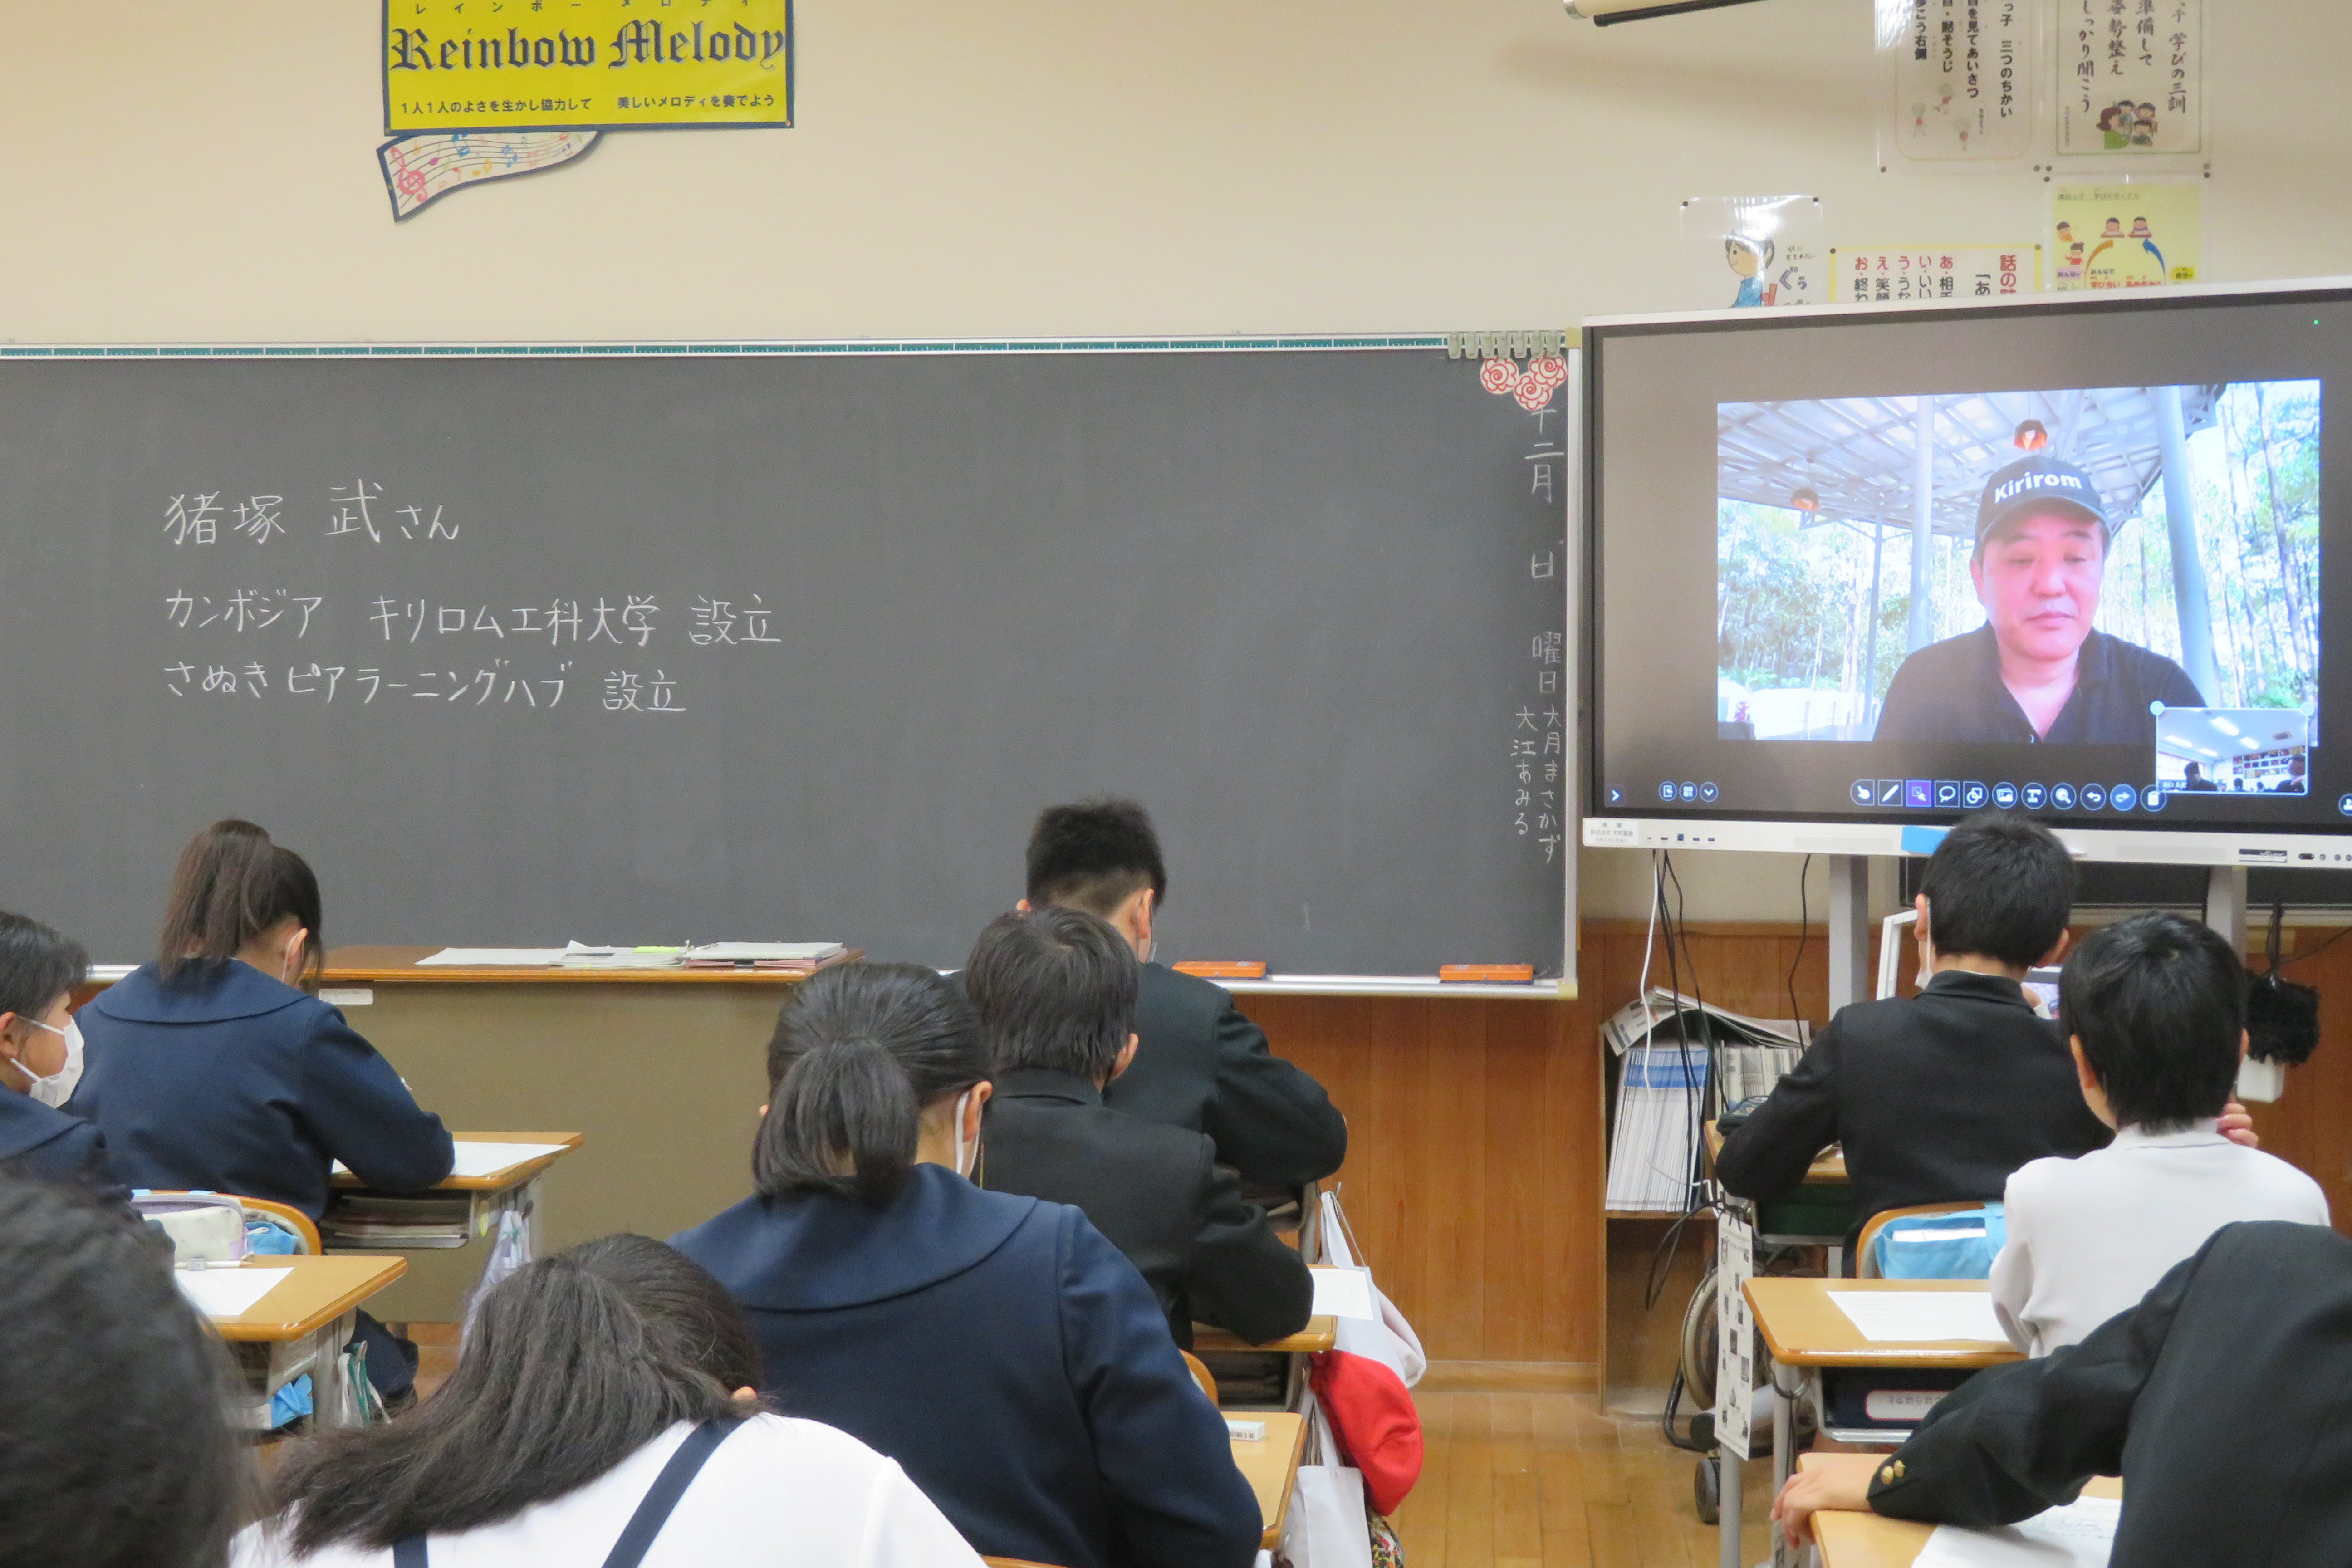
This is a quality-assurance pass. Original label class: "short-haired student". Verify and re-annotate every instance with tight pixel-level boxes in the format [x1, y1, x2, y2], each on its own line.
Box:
[1024, 799, 1347, 1188]
[73, 819, 454, 1403]
[671, 961, 1261, 1568]
[237, 1234, 980, 1568]
[0, 910, 118, 1197]
[1989, 911, 2328, 1356]
[1716, 814, 2113, 1248]
[968, 906, 1314, 1348]
[0, 1176, 249, 1568]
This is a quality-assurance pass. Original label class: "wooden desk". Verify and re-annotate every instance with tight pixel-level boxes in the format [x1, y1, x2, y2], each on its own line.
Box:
[331, 1131, 584, 1192]
[1805, 1455, 2121, 1568]
[328, 1133, 584, 1323]
[197, 1254, 407, 1430]
[1743, 1279, 2021, 1568]
[1232, 1411, 1309, 1550]
[1191, 1317, 1338, 1356]
[325, 945, 859, 986]
[1745, 1279, 2020, 1371]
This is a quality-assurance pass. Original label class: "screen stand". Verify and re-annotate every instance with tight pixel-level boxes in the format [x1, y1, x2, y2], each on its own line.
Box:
[2203, 864, 2248, 956]
[1827, 855, 1872, 1017]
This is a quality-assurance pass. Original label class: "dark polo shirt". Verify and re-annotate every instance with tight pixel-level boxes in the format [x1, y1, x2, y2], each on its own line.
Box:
[1874, 624, 2204, 746]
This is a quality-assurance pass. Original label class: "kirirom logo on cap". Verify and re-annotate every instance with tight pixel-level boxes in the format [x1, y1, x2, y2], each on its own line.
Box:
[1993, 470, 2090, 507]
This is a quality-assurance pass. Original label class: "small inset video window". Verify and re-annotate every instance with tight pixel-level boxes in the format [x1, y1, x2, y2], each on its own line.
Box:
[2156, 707, 2310, 796]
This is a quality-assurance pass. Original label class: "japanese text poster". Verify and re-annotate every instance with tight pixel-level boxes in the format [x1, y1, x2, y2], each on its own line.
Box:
[2058, 0, 2203, 157]
[385, 0, 794, 132]
[1888, 0, 2036, 164]
[2051, 183, 2200, 288]
[1829, 246, 2042, 303]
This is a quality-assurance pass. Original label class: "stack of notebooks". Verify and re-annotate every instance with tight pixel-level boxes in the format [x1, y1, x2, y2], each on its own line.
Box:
[1602, 989, 1806, 1214]
[320, 1194, 472, 1250]
[681, 942, 848, 973]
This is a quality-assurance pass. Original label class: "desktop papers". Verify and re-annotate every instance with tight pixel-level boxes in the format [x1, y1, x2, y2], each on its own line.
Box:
[331, 1141, 570, 1181]
[1311, 1266, 1377, 1321]
[448, 1141, 570, 1179]
[1830, 1291, 2009, 1343]
[174, 1266, 291, 1318]
[416, 948, 569, 966]
[1914, 1494, 2120, 1568]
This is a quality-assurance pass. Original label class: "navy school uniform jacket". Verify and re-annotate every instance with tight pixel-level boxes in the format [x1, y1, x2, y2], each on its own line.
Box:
[672, 1161, 1262, 1568]
[0, 1087, 119, 1198]
[1107, 961, 1348, 1189]
[72, 960, 453, 1219]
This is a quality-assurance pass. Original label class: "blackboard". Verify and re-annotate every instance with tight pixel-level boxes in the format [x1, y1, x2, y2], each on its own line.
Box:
[0, 340, 1568, 974]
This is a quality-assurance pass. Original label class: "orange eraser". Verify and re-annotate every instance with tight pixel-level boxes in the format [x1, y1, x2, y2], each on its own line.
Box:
[1173, 960, 1269, 980]
[1439, 964, 1536, 984]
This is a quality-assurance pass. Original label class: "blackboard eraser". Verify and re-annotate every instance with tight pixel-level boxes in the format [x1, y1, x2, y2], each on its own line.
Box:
[1173, 960, 1268, 980]
[1439, 964, 1536, 984]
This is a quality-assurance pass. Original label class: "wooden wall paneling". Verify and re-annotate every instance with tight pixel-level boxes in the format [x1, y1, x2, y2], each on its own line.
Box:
[1258, 994, 1605, 1364]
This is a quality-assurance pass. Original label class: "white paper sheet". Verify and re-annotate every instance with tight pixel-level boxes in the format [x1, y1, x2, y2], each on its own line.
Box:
[449, 1141, 571, 1179]
[1311, 1265, 1377, 1320]
[1829, 1290, 2008, 1343]
[1914, 1495, 2120, 1567]
[174, 1265, 291, 1318]
[332, 1141, 570, 1182]
[686, 942, 845, 961]
[415, 948, 568, 966]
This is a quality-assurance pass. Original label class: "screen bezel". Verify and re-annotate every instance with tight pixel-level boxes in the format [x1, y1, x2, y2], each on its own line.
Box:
[1580, 277, 2352, 860]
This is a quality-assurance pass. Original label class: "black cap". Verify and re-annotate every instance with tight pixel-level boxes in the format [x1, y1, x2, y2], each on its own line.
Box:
[1975, 454, 2110, 549]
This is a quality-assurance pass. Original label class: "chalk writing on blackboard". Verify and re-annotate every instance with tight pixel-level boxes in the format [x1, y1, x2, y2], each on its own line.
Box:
[164, 591, 323, 636]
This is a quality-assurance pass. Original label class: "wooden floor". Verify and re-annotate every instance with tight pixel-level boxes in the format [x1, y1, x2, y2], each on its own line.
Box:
[1392, 1389, 1774, 1568]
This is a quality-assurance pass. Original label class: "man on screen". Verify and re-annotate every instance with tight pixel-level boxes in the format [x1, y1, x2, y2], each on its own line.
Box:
[1873, 454, 2205, 746]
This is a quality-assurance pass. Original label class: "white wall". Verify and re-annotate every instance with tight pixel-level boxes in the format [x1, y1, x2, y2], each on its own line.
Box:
[6, 0, 2347, 913]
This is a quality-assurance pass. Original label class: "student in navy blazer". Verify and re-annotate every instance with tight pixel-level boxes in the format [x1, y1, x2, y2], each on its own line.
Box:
[672, 961, 1260, 1568]
[73, 822, 452, 1396]
[0, 911, 119, 1201]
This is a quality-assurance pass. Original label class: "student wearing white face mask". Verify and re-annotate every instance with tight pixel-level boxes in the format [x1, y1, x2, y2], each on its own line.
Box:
[74, 818, 454, 1405]
[671, 962, 1260, 1568]
[0, 911, 119, 1198]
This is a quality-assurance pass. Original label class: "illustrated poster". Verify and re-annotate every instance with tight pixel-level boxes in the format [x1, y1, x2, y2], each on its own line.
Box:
[1888, 0, 2036, 163]
[2051, 183, 2201, 288]
[2058, 0, 2203, 157]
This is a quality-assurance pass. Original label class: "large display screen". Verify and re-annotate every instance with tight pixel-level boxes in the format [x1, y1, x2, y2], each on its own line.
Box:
[1587, 287, 2349, 831]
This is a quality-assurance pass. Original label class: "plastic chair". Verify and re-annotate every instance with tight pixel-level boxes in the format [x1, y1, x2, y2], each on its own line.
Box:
[1856, 1201, 1992, 1279]
[1180, 1349, 1219, 1405]
[237, 1196, 322, 1255]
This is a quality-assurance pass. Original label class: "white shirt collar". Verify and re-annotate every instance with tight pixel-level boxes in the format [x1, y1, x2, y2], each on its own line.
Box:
[2109, 1117, 2227, 1151]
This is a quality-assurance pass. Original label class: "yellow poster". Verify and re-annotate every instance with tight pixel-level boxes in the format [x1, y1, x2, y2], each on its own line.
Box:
[385, 0, 793, 132]
[2051, 183, 2201, 290]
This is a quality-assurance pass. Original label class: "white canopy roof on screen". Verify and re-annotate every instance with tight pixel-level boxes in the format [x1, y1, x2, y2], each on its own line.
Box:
[1716, 384, 2224, 539]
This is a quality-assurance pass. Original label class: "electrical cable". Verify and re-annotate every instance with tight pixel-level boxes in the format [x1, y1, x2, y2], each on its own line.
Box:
[1786, 853, 1813, 1042]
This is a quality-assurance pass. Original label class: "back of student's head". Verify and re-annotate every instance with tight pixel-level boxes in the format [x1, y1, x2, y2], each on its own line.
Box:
[157, 818, 324, 983]
[1917, 813, 2074, 968]
[0, 909, 89, 1020]
[0, 1176, 244, 1568]
[966, 906, 1137, 1080]
[755, 961, 990, 1207]
[1025, 798, 1167, 915]
[268, 1233, 758, 1554]
[2061, 911, 2245, 1132]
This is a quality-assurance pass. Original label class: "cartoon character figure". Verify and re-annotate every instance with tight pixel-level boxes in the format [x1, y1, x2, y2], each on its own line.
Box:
[2099, 104, 2130, 150]
[2131, 103, 2159, 147]
[1726, 237, 1775, 308]
[2057, 241, 2086, 286]
[2133, 217, 2166, 277]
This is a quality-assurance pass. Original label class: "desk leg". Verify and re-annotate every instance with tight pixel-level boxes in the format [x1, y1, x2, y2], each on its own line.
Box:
[313, 1310, 360, 1429]
[1718, 1436, 1743, 1568]
[1769, 1364, 1801, 1568]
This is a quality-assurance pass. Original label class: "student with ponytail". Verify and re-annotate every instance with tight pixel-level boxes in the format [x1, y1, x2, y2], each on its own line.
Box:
[75, 818, 454, 1402]
[672, 962, 1260, 1568]
[235, 1235, 976, 1568]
